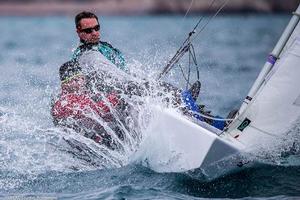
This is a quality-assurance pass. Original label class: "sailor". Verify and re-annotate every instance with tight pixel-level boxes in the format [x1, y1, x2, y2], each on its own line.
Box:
[72, 11, 126, 71]
[69, 11, 224, 130]
[51, 60, 122, 149]
[71, 12, 186, 99]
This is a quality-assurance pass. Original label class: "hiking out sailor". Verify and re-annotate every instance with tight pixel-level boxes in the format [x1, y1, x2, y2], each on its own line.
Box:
[73, 11, 126, 71]
[51, 60, 124, 149]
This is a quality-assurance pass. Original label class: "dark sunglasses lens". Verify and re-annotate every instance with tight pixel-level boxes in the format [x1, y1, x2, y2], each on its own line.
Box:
[83, 29, 92, 34]
[82, 25, 100, 34]
[94, 25, 100, 31]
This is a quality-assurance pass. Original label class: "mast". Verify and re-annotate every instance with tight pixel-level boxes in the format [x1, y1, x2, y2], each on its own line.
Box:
[238, 4, 300, 115]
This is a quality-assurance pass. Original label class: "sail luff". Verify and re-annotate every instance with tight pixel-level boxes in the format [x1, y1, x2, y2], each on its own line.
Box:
[225, 4, 300, 146]
[237, 4, 300, 115]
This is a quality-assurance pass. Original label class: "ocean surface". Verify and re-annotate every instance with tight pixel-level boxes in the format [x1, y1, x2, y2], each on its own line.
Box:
[0, 14, 300, 199]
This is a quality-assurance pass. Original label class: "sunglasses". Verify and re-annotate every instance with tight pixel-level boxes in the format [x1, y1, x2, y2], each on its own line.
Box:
[80, 25, 100, 34]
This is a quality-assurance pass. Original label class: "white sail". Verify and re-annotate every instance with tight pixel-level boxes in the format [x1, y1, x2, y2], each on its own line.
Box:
[282, 14, 300, 57]
[227, 17, 300, 147]
[238, 5, 300, 114]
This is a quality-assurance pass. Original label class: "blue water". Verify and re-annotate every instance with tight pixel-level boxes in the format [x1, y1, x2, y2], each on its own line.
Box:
[0, 14, 300, 199]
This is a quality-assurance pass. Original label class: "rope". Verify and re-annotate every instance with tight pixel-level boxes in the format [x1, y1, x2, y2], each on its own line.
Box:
[183, 0, 195, 19]
[190, 110, 235, 121]
[191, 0, 230, 43]
[179, 64, 193, 87]
[217, 117, 288, 139]
[185, 43, 198, 90]
[158, 0, 230, 80]
[186, 40, 192, 90]
[190, 0, 218, 36]
[157, 44, 190, 80]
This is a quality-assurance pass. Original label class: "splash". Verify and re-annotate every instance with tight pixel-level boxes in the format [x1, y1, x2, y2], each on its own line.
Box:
[246, 119, 300, 166]
[47, 50, 184, 172]
[2, 50, 299, 183]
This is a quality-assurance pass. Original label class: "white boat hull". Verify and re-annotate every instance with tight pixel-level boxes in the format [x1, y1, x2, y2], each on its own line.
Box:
[133, 106, 248, 180]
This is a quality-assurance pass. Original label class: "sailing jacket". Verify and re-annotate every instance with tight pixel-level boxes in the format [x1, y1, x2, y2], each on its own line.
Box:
[72, 41, 126, 71]
[51, 90, 120, 145]
[52, 91, 120, 122]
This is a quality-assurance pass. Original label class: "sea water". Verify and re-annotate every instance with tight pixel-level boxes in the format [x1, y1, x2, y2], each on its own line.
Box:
[0, 14, 299, 199]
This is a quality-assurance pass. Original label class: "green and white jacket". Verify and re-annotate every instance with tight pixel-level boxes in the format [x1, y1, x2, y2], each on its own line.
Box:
[72, 41, 126, 71]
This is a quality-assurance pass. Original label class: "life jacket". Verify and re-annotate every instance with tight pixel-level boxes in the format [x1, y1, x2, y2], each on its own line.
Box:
[52, 92, 120, 122]
[51, 91, 120, 147]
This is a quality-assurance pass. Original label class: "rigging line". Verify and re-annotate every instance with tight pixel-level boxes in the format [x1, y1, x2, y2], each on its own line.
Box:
[183, 0, 194, 19]
[190, 0, 218, 33]
[159, 0, 218, 80]
[184, 42, 199, 90]
[158, 44, 190, 80]
[189, 43, 198, 65]
[189, 109, 234, 121]
[186, 35, 193, 90]
[248, 124, 286, 139]
[189, 44, 200, 80]
[160, 36, 197, 80]
[179, 64, 193, 87]
[188, 43, 199, 81]
[182, 42, 200, 81]
[158, 0, 229, 80]
[168, 1, 215, 66]
[219, 118, 286, 139]
[178, 0, 218, 50]
[179, 0, 194, 46]
[191, 0, 230, 43]
[181, 0, 218, 47]
[186, 46, 192, 90]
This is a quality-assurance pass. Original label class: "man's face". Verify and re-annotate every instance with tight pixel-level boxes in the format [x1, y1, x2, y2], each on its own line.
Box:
[77, 18, 100, 44]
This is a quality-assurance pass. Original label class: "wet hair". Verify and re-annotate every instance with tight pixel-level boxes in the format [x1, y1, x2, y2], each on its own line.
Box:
[59, 60, 82, 82]
[75, 11, 99, 28]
